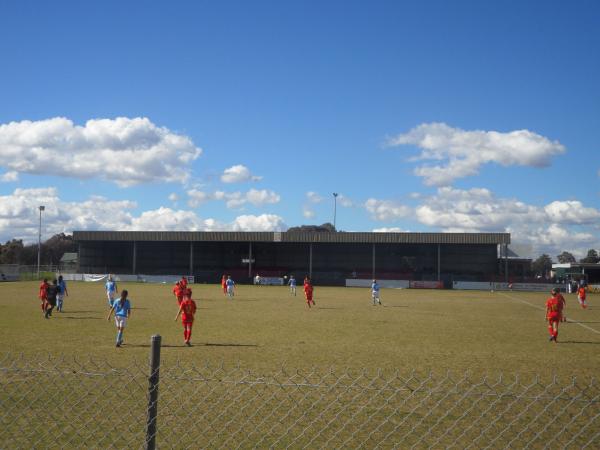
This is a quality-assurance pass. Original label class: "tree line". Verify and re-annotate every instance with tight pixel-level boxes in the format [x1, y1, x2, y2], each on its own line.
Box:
[0, 234, 77, 266]
[532, 249, 600, 277]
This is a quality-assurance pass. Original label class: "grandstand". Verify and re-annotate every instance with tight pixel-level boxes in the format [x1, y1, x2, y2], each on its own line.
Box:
[74, 231, 510, 285]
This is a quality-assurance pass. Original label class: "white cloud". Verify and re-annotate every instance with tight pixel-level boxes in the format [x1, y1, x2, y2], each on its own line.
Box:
[187, 188, 280, 209]
[220, 165, 262, 183]
[373, 227, 406, 232]
[412, 187, 600, 257]
[338, 194, 354, 207]
[303, 206, 315, 219]
[230, 214, 286, 231]
[0, 187, 286, 243]
[388, 122, 565, 186]
[364, 198, 412, 221]
[415, 187, 544, 231]
[1, 171, 18, 182]
[544, 200, 600, 224]
[246, 188, 280, 206]
[187, 189, 211, 208]
[0, 117, 202, 187]
[306, 191, 323, 203]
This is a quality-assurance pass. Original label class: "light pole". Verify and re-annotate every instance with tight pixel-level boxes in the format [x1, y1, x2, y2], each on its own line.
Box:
[37, 205, 45, 278]
[333, 193, 338, 230]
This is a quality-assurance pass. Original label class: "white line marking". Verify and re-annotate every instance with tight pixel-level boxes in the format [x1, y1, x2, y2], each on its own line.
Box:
[498, 292, 600, 336]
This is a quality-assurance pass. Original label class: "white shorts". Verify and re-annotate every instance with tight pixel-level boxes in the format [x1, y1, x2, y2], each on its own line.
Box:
[227, 286, 234, 295]
[115, 316, 127, 328]
[372, 291, 380, 300]
[107, 292, 116, 304]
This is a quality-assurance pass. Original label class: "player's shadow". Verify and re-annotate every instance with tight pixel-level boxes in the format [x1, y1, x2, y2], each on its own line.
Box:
[559, 340, 600, 345]
[388, 305, 408, 308]
[125, 344, 187, 348]
[60, 316, 101, 320]
[61, 310, 96, 314]
[202, 342, 259, 347]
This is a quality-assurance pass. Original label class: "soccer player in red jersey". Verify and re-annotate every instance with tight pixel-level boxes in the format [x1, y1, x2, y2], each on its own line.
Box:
[180, 276, 188, 289]
[38, 278, 49, 313]
[221, 274, 227, 296]
[175, 288, 197, 346]
[577, 286, 587, 309]
[172, 281, 184, 305]
[546, 290, 561, 342]
[304, 277, 315, 308]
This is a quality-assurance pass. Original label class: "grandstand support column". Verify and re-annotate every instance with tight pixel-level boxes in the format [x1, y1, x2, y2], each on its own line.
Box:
[248, 242, 253, 278]
[309, 243, 313, 278]
[189, 242, 193, 277]
[372, 244, 376, 279]
[437, 244, 441, 281]
[504, 243, 508, 283]
[133, 241, 137, 274]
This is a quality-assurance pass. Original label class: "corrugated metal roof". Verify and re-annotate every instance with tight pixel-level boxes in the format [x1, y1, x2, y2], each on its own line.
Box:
[73, 231, 510, 245]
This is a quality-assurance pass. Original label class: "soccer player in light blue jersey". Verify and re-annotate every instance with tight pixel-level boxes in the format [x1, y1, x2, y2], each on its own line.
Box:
[105, 275, 118, 308]
[226, 276, 235, 298]
[371, 280, 382, 306]
[107, 290, 131, 347]
[288, 275, 297, 296]
[56, 275, 68, 312]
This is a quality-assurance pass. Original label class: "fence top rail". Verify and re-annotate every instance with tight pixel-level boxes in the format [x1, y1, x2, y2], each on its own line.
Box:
[0, 353, 596, 387]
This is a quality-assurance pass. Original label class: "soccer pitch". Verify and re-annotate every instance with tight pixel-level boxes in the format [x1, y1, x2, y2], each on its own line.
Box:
[1, 281, 599, 377]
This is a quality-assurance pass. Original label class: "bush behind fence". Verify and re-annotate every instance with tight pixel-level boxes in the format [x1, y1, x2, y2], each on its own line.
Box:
[1, 346, 599, 449]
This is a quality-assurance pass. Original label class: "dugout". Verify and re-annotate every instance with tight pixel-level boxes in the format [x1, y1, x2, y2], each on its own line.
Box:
[73, 231, 510, 286]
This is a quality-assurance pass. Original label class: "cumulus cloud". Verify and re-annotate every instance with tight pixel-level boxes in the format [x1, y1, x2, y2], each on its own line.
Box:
[364, 198, 412, 221]
[0, 117, 202, 186]
[168, 193, 179, 203]
[220, 165, 262, 183]
[1, 171, 18, 182]
[412, 187, 600, 257]
[544, 200, 600, 224]
[373, 227, 406, 232]
[306, 191, 323, 203]
[230, 214, 286, 231]
[0, 187, 286, 243]
[388, 122, 565, 186]
[187, 188, 280, 209]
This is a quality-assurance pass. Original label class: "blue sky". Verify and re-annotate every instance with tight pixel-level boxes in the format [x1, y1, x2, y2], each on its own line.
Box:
[0, 0, 599, 258]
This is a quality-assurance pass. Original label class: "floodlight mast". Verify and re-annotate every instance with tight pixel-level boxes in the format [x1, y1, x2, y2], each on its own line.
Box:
[37, 206, 45, 278]
[333, 193, 338, 230]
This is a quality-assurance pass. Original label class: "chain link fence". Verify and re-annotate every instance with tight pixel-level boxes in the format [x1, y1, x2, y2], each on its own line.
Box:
[1, 339, 599, 449]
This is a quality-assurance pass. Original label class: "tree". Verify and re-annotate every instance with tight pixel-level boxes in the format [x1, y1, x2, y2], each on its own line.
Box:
[556, 251, 576, 264]
[0, 239, 25, 264]
[580, 249, 600, 264]
[287, 223, 337, 233]
[532, 254, 553, 277]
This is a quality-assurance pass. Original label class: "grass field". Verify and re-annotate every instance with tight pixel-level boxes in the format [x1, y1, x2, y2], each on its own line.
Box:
[2, 281, 600, 448]
[1, 281, 599, 377]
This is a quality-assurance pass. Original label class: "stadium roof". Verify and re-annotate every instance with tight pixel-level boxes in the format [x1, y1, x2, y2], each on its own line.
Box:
[73, 231, 510, 245]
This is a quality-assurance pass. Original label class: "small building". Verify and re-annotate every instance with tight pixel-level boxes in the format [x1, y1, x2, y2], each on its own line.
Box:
[59, 252, 78, 272]
[552, 263, 600, 284]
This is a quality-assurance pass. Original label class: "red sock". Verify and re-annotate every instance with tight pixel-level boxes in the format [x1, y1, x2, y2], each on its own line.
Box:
[548, 325, 553, 336]
[187, 327, 192, 341]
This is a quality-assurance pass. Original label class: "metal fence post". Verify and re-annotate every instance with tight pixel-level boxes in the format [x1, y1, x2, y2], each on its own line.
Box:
[145, 334, 162, 450]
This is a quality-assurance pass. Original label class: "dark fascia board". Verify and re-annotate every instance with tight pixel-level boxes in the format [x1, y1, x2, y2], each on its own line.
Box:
[73, 231, 510, 245]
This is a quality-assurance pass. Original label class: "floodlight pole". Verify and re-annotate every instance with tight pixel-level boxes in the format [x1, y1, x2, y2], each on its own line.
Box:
[333, 193, 338, 230]
[37, 206, 45, 278]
